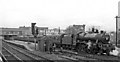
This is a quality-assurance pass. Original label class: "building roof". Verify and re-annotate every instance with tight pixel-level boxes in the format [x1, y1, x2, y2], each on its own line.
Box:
[37, 27, 48, 30]
[19, 26, 31, 30]
[1, 28, 22, 32]
[1, 26, 49, 32]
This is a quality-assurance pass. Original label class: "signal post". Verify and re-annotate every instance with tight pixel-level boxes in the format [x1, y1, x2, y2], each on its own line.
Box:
[31, 23, 39, 50]
[115, 16, 120, 46]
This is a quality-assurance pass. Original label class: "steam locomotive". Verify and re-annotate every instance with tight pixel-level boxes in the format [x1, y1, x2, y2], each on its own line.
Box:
[57, 29, 115, 55]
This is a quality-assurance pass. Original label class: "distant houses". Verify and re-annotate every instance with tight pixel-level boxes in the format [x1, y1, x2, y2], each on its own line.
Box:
[1, 24, 85, 37]
[65, 24, 85, 34]
[0, 26, 65, 37]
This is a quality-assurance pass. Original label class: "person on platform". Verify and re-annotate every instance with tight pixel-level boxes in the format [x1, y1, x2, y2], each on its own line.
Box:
[49, 47, 53, 54]
[53, 43, 56, 52]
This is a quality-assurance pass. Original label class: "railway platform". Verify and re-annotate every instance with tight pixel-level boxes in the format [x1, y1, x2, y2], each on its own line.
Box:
[4, 40, 36, 51]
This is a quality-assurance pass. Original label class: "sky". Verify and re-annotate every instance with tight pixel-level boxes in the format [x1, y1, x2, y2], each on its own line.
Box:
[0, 0, 120, 31]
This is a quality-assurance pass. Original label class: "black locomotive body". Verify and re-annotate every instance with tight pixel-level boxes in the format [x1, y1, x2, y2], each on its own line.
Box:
[57, 31, 115, 55]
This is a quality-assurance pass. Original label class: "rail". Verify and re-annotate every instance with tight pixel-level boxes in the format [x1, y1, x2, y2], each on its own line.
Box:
[0, 51, 8, 62]
[2, 46, 23, 62]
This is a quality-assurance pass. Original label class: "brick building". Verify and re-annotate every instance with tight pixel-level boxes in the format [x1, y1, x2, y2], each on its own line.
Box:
[65, 24, 85, 34]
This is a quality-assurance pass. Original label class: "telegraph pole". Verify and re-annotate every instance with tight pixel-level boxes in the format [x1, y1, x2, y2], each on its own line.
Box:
[115, 16, 120, 46]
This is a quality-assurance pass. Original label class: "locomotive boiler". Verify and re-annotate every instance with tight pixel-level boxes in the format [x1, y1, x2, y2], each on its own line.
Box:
[76, 32, 110, 44]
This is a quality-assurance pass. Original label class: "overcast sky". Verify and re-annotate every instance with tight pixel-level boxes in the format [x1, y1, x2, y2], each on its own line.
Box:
[0, 0, 120, 31]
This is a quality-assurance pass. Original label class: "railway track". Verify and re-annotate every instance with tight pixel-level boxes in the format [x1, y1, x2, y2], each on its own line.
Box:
[58, 49, 120, 62]
[54, 51, 98, 62]
[2, 41, 53, 62]
[2, 47, 22, 62]
[3, 40, 77, 62]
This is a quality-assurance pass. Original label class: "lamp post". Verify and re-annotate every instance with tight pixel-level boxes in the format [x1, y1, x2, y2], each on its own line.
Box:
[115, 16, 120, 46]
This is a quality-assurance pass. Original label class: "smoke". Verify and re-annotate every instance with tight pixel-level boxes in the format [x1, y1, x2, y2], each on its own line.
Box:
[110, 46, 120, 56]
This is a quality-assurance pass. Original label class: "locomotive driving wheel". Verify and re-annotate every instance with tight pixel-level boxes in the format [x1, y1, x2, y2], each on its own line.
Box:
[76, 43, 88, 53]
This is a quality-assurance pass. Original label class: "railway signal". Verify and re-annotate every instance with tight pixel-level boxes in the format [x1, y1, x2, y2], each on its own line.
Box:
[36, 27, 39, 35]
[31, 23, 36, 35]
[31, 23, 38, 50]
